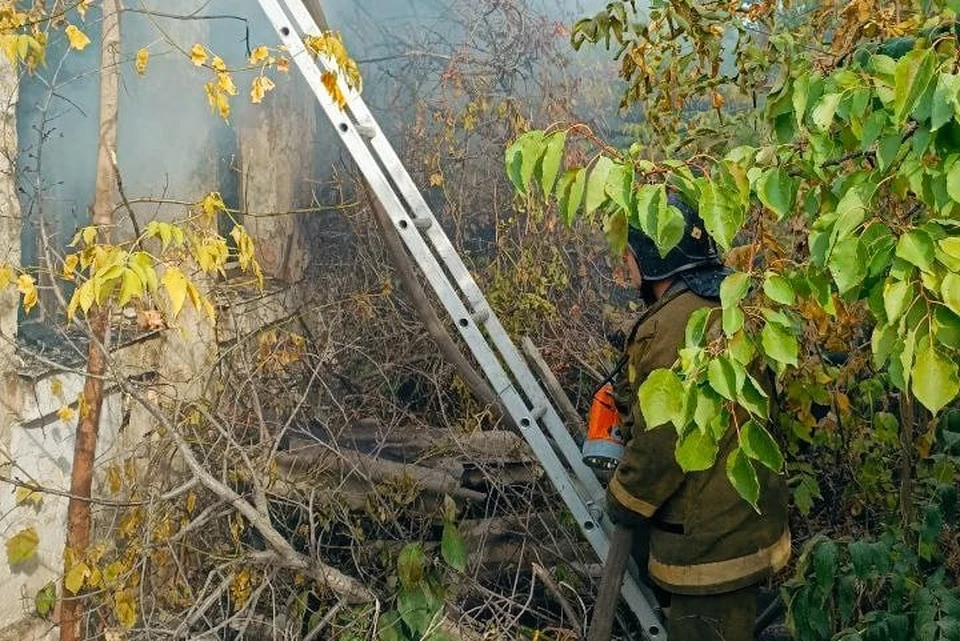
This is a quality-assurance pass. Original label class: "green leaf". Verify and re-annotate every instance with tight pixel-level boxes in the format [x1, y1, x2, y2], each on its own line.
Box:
[6, 527, 39, 566]
[558, 168, 586, 226]
[896, 230, 935, 272]
[685, 307, 712, 347]
[739, 420, 784, 472]
[757, 169, 798, 220]
[726, 448, 760, 509]
[638, 369, 684, 428]
[829, 236, 866, 295]
[812, 93, 841, 130]
[605, 162, 634, 211]
[539, 131, 566, 198]
[943, 273, 960, 316]
[761, 322, 798, 366]
[793, 72, 812, 128]
[675, 428, 719, 472]
[698, 178, 745, 250]
[655, 205, 686, 256]
[872, 323, 897, 367]
[633, 184, 685, 256]
[585, 156, 614, 216]
[398, 586, 438, 636]
[720, 271, 750, 310]
[377, 610, 404, 641]
[34, 583, 56, 618]
[721, 306, 743, 337]
[912, 343, 960, 414]
[707, 357, 738, 401]
[793, 475, 821, 516]
[397, 543, 425, 589]
[834, 183, 873, 240]
[812, 539, 838, 595]
[931, 73, 960, 131]
[763, 272, 795, 305]
[693, 388, 722, 431]
[441, 522, 467, 572]
[894, 48, 936, 125]
[884, 279, 914, 322]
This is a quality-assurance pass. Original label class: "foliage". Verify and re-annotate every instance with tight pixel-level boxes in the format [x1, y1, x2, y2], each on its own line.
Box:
[506, 0, 960, 636]
[377, 498, 466, 641]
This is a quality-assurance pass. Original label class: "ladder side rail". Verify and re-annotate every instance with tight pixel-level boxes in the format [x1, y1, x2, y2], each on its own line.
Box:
[259, 2, 667, 638]
[279, 0, 606, 509]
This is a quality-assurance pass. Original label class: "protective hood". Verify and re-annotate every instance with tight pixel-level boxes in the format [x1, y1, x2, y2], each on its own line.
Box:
[679, 264, 731, 300]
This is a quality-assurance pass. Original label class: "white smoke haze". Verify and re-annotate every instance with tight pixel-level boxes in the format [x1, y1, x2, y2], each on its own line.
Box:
[16, 0, 628, 272]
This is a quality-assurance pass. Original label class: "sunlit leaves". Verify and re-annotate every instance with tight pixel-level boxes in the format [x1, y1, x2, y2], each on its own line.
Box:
[538, 131, 566, 198]
[16, 273, 37, 314]
[911, 343, 960, 414]
[697, 178, 744, 251]
[761, 321, 798, 366]
[135, 48, 149, 75]
[64, 25, 90, 51]
[321, 70, 347, 110]
[585, 156, 613, 216]
[739, 420, 784, 472]
[6, 527, 39, 566]
[763, 272, 795, 305]
[190, 43, 207, 67]
[161, 267, 188, 318]
[304, 31, 362, 93]
[675, 428, 719, 472]
[638, 369, 684, 429]
[893, 48, 936, 125]
[757, 169, 798, 219]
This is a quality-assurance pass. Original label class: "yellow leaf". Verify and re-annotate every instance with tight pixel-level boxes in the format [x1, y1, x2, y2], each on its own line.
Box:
[249, 46, 270, 65]
[77, 280, 95, 314]
[129, 252, 158, 293]
[87, 565, 103, 589]
[77, 0, 91, 18]
[217, 71, 237, 96]
[17, 274, 38, 314]
[321, 70, 347, 110]
[62, 254, 79, 281]
[185, 491, 197, 514]
[15, 486, 43, 507]
[211, 55, 227, 72]
[117, 268, 142, 307]
[161, 267, 188, 318]
[57, 405, 76, 423]
[0, 263, 13, 289]
[82, 226, 98, 246]
[64, 25, 90, 51]
[50, 378, 63, 397]
[190, 44, 207, 67]
[114, 589, 137, 629]
[250, 75, 275, 104]
[276, 57, 290, 73]
[135, 48, 149, 75]
[199, 191, 226, 220]
[429, 172, 443, 187]
[6, 527, 39, 566]
[0, 35, 18, 65]
[64, 561, 90, 594]
[107, 465, 122, 495]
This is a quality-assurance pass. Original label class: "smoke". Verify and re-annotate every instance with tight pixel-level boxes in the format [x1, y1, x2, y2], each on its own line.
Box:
[16, 0, 625, 271]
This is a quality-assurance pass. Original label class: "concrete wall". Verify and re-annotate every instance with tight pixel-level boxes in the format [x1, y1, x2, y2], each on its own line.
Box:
[0, 1, 315, 632]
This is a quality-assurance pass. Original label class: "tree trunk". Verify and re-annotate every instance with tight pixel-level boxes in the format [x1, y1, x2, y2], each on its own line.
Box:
[60, 2, 121, 640]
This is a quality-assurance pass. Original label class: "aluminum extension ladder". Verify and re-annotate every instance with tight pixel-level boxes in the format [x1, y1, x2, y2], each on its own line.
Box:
[255, 1, 667, 638]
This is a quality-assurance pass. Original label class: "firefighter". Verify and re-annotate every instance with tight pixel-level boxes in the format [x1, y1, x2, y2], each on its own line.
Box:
[606, 192, 791, 641]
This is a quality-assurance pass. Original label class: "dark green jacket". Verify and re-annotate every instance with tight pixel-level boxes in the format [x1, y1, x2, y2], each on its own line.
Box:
[607, 288, 791, 596]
